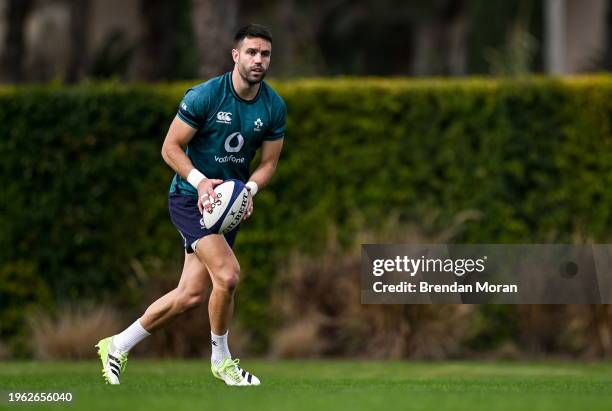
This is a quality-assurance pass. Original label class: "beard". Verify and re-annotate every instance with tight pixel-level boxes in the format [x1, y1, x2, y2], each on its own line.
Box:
[238, 63, 267, 85]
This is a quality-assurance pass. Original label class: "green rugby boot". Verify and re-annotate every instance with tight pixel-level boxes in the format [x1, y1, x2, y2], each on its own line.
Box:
[211, 358, 261, 386]
[95, 337, 128, 385]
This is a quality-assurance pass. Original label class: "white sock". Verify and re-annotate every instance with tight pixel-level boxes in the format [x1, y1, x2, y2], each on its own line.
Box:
[112, 319, 151, 353]
[211, 331, 231, 366]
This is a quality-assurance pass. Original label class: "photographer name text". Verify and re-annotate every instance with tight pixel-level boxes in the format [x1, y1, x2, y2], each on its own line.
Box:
[372, 281, 518, 294]
[371, 256, 517, 294]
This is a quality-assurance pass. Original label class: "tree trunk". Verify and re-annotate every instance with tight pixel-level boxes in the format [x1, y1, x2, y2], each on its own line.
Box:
[66, 0, 91, 83]
[276, 0, 327, 76]
[138, 0, 178, 81]
[1, 0, 33, 83]
[412, 0, 467, 76]
[603, 0, 612, 70]
[191, 0, 238, 78]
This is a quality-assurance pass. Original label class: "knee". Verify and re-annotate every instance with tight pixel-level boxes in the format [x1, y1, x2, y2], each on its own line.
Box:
[214, 265, 240, 292]
[175, 290, 205, 311]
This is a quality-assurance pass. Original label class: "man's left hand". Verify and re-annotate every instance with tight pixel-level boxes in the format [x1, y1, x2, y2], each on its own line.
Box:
[243, 190, 254, 221]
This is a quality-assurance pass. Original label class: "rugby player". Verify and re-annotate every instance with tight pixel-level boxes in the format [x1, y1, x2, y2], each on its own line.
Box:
[96, 23, 286, 386]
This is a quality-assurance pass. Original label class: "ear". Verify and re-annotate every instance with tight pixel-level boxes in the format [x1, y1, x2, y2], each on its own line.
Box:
[232, 48, 239, 64]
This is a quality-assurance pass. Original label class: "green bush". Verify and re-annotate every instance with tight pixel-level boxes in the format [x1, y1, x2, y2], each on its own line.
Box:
[0, 260, 52, 356]
[1, 76, 611, 354]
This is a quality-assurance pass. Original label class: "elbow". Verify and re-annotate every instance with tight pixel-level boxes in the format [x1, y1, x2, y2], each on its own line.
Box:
[161, 142, 171, 164]
[161, 147, 167, 164]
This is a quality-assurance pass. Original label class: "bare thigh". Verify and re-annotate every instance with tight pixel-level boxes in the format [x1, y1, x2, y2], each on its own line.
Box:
[139, 251, 212, 331]
[194, 234, 240, 286]
[177, 250, 212, 293]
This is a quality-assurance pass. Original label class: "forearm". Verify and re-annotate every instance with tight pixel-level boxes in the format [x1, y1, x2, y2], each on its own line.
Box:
[161, 142, 198, 180]
[248, 162, 277, 190]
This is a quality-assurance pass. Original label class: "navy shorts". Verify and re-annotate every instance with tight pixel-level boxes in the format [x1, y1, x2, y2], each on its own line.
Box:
[168, 192, 239, 254]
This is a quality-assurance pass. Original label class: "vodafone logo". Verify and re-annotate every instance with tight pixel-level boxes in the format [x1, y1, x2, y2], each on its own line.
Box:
[215, 132, 246, 164]
[224, 132, 244, 153]
[216, 111, 232, 124]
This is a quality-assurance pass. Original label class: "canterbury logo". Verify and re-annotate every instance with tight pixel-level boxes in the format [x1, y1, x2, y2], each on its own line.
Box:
[216, 111, 232, 124]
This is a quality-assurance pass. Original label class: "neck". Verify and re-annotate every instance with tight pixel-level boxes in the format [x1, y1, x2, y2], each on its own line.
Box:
[231, 68, 260, 101]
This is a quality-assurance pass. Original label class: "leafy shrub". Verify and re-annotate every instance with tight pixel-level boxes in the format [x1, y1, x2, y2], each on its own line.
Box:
[1, 76, 611, 355]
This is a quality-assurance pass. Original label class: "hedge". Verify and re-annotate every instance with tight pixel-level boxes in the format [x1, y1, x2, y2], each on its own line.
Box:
[1, 76, 611, 354]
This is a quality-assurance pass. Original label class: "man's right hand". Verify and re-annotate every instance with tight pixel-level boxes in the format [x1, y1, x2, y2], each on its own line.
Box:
[197, 178, 223, 214]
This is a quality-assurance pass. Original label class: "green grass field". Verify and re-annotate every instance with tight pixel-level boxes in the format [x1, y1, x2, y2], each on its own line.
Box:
[1, 360, 611, 411]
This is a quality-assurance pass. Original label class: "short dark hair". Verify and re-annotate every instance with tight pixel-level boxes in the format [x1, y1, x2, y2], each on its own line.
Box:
[233, 24, 273, 46]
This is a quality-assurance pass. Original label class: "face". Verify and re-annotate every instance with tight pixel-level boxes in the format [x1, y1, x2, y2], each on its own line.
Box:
[232, 36, 272, 85]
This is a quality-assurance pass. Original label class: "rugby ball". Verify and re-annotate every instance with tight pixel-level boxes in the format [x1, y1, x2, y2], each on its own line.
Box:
[202, 179, 249, 234]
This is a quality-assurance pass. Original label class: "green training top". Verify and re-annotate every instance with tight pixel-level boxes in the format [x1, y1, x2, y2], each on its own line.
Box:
[169, 71, 287, 197]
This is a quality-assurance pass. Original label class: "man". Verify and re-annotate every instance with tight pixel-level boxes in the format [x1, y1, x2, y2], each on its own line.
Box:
[95, 23, 286, 387]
